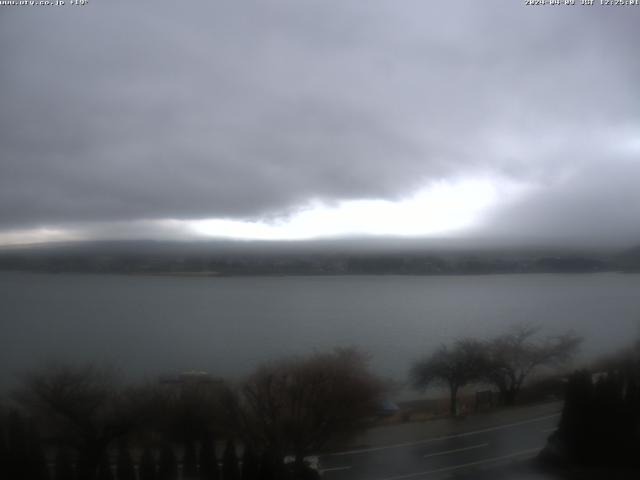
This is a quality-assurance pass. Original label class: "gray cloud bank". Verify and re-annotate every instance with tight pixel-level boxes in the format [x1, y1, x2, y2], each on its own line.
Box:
[1, 1, 639, 245]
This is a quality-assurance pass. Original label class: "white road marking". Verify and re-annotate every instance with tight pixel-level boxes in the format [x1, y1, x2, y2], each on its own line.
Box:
[373, 447, 542, 480]
[423, 443, 488, 459]
[321, 465, 352, 473]
[326, 413, 560, 457]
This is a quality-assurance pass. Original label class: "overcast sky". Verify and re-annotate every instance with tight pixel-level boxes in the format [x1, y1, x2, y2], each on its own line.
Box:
[1, 1, 639, 247]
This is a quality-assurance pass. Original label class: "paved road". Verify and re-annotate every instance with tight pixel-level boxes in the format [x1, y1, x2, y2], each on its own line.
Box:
[318, 408, 561, 480]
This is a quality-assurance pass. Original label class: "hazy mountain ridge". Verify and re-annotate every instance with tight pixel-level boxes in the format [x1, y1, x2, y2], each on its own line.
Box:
[0, 240, 634, 276]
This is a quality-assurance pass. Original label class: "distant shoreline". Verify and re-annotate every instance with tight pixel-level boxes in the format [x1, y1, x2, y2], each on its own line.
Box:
[0, 268, 633, 278]
[2, 240, 638, 277]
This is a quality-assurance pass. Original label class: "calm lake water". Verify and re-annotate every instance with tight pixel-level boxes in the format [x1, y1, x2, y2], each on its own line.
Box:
[1, 272, 639, 390]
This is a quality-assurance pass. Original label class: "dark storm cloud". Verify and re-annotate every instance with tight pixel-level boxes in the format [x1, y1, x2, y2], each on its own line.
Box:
[480, 154, 640, 247]
[0, 1, 639, 243]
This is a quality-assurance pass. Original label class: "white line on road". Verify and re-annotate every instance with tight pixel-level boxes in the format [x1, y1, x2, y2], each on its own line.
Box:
[423, 443, 488, 459]
[321, 465, 352, 473]
[372, 447, 542, 480]
[326, 413, 559, 457]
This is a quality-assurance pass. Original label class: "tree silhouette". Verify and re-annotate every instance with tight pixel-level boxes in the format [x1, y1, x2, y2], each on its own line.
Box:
[484, 324, 581, 405]
[116, 444, 136, 480]
[240, 446, 259, 480]
[183, 441, 198, 478]
[160, 377, 227, 445]
[411, 339, 486, 416]
[3, 409, 49, 480]
[548, 344, 640, 468]
[157, 444, 177, 480]
[236, 349, 383, 466]
[17, 364, 156, 480]
[139, 448, 156, 480]
[257, 450, 282, 480]
[97, 453, 113, 480]
[198, 434, 218, 480]
[54, 448, 75, 480]
[28, 429, 49, 480]
[222, 440, 240, 480]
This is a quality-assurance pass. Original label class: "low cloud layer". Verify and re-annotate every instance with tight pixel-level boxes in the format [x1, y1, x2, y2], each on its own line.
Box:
[1, 1, 639, 246]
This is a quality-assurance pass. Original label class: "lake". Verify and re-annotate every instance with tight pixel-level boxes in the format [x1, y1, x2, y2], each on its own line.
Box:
[1, 271, 639, 390]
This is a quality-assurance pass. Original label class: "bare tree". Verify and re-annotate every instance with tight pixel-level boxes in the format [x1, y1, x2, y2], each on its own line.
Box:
[1, 407, 48, 480]
[235, 348, 384, 470]
[484, 324, 582, 405]
[156, 376, 229, 444]
[411, 339, 486, 416]
[16, 363, 157, 480]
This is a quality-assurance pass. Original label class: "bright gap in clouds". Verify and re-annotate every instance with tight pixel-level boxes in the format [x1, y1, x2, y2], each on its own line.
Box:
[0, 228, 86, 247]
[0, 177, 527, 246]
[186, 178, 521, 241]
